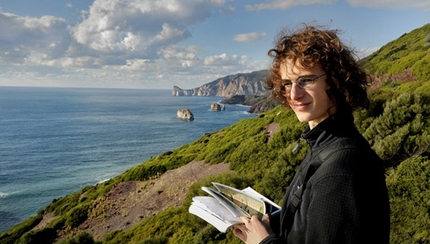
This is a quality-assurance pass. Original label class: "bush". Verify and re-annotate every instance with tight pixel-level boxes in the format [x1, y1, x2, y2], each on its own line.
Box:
[120, 164, 167, 181]
[19, 227, 57, 244]
[66, 203, 90, 228]
[58, 232, 98, 244]
[387, 156, 430, 243]
[0, 214, 43, 244]
[363, 93, 430, 166]
[193, 225, 226, 244]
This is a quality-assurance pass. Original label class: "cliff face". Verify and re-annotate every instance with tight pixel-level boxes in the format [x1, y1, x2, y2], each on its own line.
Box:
[220, 95, 280, 114]
[172, 69, 269, 97]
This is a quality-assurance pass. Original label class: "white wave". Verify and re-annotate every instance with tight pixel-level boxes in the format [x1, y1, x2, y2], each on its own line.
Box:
[96, 178, 111, 184]
[0, 192, 9, 198]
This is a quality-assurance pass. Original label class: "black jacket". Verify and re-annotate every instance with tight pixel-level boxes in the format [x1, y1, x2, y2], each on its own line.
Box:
[261, 112, 390, 244]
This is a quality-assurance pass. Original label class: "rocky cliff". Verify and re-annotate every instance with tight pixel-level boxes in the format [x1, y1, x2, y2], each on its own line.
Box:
[220, 95, 280, 114]
[172, 69, 269, 97]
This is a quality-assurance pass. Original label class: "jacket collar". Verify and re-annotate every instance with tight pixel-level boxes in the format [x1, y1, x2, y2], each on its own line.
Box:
[301, 111, 356, 148]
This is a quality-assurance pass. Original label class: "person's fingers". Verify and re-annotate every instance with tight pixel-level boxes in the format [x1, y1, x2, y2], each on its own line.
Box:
[250, 215, 260, 221]
[239, 216, 251, 225]
[262, 213, 270, 225]
[234, 223, 246, 230]
[231, 225, 246, 241]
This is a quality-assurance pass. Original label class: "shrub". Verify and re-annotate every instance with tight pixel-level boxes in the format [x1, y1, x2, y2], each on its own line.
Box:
[0, 214, 43, 244]
[363, 93, 430, 166]
[387, 156, 430, 243]
[58, 232, 98, 244]
[66, 203, 90, 228]
[19, 227, 57, 244]
[120, 164, 167, 181]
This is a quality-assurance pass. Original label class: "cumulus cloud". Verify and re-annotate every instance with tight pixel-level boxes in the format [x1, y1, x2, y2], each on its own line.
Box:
[0, 0, 262, 88]
[120, 59, 158, 72]
[348, 0, 430, 10]
[233, 32, 266, 43]
[0, 0, 227, 68]
[0, 12, 71, 63]
[245, 0, 334, 11]
[204, 53, 248, 67]
[158, 45, 200, 61]
[72, 0, 223, 58]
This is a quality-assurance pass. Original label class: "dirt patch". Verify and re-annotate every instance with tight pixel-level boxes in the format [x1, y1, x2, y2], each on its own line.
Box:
[59, 161, 232, 241]
[263, 122, 280, 143]
[33, 212, 58, 231]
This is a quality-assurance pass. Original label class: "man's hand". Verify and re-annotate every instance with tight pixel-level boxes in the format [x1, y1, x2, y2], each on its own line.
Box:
[231, 214, 273, 244]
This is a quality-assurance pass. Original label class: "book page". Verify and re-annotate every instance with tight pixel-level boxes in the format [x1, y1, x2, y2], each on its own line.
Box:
[189, 197, 241, 232]
[192, 196, 242, 223]
[212, 182, 266, 219]
[241, 187, 281, 215]
[202, 186, 249, 217]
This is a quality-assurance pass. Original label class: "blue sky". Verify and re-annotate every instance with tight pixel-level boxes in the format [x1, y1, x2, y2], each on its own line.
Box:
[0, 0, 429, 89]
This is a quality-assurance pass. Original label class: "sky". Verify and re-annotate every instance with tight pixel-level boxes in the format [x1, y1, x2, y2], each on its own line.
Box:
[0, 0, 429, 90]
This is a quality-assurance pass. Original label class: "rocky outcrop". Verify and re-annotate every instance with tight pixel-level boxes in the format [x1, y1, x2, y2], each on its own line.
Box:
[248, 102, 275, 114]
[210, 103, 225, 111]
[220, 95, 280, 114]
[172, 70, 269, 97]
[177, 108, 194, 120]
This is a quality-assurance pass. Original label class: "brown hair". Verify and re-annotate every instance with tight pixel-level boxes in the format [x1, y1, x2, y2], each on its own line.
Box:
[266, 24, 370, 112]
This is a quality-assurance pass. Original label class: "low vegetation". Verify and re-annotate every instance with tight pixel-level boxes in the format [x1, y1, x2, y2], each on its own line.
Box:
[1, 24, 430, 243]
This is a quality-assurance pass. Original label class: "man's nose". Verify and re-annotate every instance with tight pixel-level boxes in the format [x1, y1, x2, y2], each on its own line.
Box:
[289, 83, 304, 100]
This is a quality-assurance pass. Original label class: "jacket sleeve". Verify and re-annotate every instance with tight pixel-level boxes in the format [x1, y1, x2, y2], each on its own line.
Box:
[260, 234, 283, 244]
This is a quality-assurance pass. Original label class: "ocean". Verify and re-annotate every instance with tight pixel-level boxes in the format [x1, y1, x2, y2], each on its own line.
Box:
[0, 86, 255, 233]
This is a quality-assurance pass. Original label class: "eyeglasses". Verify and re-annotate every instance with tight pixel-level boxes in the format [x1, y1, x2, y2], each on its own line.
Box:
[280, 73, 326, 94]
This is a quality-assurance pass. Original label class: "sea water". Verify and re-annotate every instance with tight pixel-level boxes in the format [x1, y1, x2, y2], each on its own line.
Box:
[0, 87, 255, 233]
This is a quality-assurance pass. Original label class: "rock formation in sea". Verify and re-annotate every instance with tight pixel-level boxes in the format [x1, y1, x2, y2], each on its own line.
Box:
[172, 70, 269, 97]
[210, 103, 225, 111]
[177, 108, 194, 120]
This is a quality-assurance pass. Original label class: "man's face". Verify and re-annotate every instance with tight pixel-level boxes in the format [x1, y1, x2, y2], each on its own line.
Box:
[280, 59, 332, 129]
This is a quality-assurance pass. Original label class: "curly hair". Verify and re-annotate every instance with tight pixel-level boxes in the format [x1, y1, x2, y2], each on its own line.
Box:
[266, 24, 370, 113]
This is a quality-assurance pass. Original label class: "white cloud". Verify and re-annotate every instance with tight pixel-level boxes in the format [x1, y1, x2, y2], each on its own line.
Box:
[120, 59, 157, 72]
[0, 0, 265, 89]
[204, 53, 244, 65]
[0, 0, 228, 69]
[158, 45, 200, 61]
[202, 53, 252, 75]
[0, 12, 71, 63]
[347, 0, 430, 10]
[233, 32, 266, 43]
[245, 0, 334, 11]
[72, 0, 223, 57]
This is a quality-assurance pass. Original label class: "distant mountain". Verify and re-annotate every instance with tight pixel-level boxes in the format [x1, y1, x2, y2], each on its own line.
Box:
[172, 69, 269, 96]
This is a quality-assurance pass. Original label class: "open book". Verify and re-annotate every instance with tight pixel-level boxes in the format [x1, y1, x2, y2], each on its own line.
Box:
[188, 182, 281, 232]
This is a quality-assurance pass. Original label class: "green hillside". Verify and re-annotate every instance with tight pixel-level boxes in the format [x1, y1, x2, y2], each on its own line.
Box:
[361, 24, 430, 80]
[1, 24, 430, 243]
